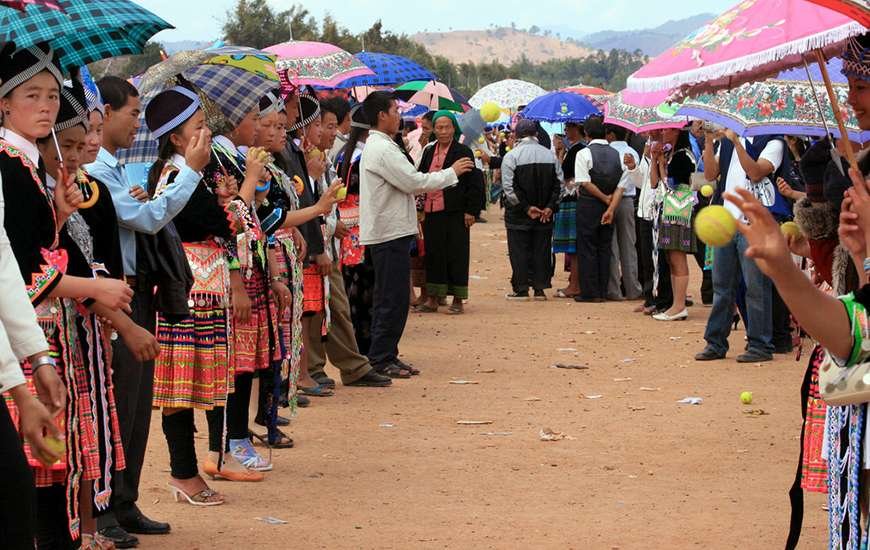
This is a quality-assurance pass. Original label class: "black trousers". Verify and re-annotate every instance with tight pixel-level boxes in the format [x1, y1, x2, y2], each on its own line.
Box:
[636, 217, 655, 307]
[576, 198, 613, 300]
[226, 371, 253, 441]
[367, 235, 413, 367]
[423, 211, 470, 298]
[506, 225, 553, 293]
[36, 485, 74, 550]
[102, 288, 155, 523]
[0, 399, 36, 549]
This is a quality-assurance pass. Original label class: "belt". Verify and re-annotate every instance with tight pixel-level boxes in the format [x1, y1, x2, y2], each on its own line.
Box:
[125, 275, 138, 288]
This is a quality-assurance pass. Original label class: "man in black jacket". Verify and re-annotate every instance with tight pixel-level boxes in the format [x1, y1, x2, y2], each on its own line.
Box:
[500, 120, 562, 301]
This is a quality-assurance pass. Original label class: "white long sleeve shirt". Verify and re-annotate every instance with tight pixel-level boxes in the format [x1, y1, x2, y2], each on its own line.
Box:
[0, 169, 49, 392]
[359, 130, 457, 246]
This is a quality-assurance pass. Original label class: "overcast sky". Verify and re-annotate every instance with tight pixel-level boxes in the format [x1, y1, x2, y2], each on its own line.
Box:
[136, 0, 737, 43]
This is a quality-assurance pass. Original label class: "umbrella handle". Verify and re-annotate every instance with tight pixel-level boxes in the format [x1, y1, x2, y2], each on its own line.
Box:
[814, 49, 859, 172]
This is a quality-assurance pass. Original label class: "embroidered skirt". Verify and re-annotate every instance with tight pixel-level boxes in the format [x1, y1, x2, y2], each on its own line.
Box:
[233, 262, 279, 373]
[657, 221, 697, 253]
[302, 265, 325, 314]
[553, 199, 577, 254]
[153, 241, 234, 410]
[271, 229, 303, 408]
[801, 345, 828, 493]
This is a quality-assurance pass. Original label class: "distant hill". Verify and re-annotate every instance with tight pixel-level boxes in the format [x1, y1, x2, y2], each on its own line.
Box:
[579, 14, 714, 56]
[410, 28, 592, 65]
[162, 40, 213, 55]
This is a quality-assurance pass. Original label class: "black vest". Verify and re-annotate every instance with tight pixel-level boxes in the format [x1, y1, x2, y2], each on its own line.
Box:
[582, 143, 621, 197]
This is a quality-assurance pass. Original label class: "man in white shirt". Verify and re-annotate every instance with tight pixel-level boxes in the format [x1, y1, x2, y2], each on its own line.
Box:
[359, 92, 473, 377]
[605, 124, 643, 301]
[695, 130, 784, 363]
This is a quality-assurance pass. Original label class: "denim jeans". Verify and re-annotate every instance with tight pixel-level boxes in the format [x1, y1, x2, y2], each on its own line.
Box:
[703, 233, 773, 355]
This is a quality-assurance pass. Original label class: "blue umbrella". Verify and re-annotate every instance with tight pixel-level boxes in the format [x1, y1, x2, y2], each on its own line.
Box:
[520, 91, 601, 123]
[0, 0, 172, 72]
[335, 51, 436, 88]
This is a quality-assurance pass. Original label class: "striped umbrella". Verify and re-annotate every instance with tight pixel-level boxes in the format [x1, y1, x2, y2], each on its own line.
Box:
[394, 80, 466, 112]
[0, 0, 172, 72]
[265, 40, 374, 90]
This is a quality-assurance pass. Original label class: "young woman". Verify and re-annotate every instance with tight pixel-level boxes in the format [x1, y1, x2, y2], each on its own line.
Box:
[649, 128, 696, 321]
[0, 44, 136, 549]
[337, 106, 374, 353]
[415, 111, 479, 314]
[144, 86, 264, 500]
[204, 101, 279, 474]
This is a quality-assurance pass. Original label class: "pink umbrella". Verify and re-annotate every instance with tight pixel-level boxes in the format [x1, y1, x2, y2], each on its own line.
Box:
[626, 0, 864, 96]
[264, 40, 374, 90]
[805, 0, 870, 27]
[604, 90, 688, 134]
[561, 84, 613, 108]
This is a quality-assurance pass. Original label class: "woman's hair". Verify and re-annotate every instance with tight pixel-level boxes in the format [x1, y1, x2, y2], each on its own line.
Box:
[338, 106, 370, 181]
[146, 133, 177, 197]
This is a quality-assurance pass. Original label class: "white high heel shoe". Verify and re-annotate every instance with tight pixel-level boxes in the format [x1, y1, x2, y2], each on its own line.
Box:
[652, 309, 688, 321]
[168, 483, 225, 506]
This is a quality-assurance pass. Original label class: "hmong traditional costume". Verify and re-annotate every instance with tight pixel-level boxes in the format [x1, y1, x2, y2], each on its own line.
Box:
[657, 148, 698, 254]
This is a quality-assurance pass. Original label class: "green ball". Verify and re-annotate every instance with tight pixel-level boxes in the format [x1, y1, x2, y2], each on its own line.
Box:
[740, 391, 753, 405]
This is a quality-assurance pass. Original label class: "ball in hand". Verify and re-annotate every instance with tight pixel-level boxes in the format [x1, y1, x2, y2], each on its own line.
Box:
[480, 102, 502, 123]
[694, 205, 736, 247]
[740, 391, 753, 405]
[335, 186, 348, 200]
[700, 184, 714, 198]
[780, 221, 801, 239]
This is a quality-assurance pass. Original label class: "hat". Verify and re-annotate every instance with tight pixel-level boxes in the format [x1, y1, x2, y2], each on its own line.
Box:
[842, 32, 870, 82]
[515, 119, 537, 138]
[55, 79, 89, 133]
[349, 104, 370, 130]
[0, 43, 63, 99]
[145, 86, 201, 139]
[259, 89, 284, 117]
[289, 94, 320, 132]
[433, 110, 462, 141]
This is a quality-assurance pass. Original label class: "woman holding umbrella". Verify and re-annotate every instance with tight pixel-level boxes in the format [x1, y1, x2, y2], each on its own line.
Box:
[414, 111, 481, 314]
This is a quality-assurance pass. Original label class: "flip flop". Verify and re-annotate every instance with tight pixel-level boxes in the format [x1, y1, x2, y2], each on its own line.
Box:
[298, 384, 334, 397]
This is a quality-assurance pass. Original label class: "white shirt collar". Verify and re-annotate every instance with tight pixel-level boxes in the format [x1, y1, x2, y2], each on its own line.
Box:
[589, 139, 610, 146]
[170, 153, 189, 171]
[0, 127, 40, 165]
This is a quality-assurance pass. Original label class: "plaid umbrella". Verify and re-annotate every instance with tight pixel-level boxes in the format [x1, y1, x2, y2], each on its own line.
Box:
[394, 80, 465, 112]
[335, 52, 436, 88]
[264, 40, 374, 90]
[139, 46, 278, 95]
[119, 65, 276, 166]
[1, 0, 63, 11]
[0, 0, 172, 73]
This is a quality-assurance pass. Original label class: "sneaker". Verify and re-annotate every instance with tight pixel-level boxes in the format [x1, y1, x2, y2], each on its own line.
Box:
[506, 291, 530, 301]
[533, 290, 547, 301]
[229, 438, 272, 472]
[694, 348, 725, 361]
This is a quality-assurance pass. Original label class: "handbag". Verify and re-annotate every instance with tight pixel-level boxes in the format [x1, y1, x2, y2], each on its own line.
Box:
[818, 353, 870, 406]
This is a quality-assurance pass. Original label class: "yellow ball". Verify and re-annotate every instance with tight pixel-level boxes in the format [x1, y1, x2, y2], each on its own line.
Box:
[694, 205, 737, 248]
[740, 391, 753, 405]
[480, 101, 502, 123]
[477, 136, 485, 144]
[335, 186, 348, 201]
[780, 221, 801, 239]
[700, 184, 714, 198]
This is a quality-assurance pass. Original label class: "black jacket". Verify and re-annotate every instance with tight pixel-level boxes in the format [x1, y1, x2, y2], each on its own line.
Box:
[500, 138, 561, 229]
[419, 141, 484, 216]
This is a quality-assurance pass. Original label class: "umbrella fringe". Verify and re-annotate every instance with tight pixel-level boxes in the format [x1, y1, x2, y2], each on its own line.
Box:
[627, 22, 864, 94]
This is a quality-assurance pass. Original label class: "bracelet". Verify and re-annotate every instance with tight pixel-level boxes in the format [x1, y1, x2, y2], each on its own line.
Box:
[863, 258, 870, 273]
[31, 355, 56, 374]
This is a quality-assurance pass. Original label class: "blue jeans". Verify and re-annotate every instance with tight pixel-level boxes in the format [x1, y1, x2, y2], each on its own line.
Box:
[703, 233, 773, 355]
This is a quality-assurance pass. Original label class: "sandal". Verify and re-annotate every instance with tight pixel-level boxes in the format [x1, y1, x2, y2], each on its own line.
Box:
[81, 533, 116, 550]
[298, 384, 334, 397]
[168, 483, 225, 506]
[395, 359, 420, 376]
[413, 303, 438, 313]
[250, 429, 294, 449]
[229, 438, 273, 471]
[447, 304, 464, 315]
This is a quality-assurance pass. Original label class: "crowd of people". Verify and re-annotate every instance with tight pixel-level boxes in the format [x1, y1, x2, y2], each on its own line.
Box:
[0, 13, 869, 548]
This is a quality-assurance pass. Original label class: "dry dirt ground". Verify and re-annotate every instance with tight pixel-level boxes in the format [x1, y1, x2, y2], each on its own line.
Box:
[136, 207, 826, 549]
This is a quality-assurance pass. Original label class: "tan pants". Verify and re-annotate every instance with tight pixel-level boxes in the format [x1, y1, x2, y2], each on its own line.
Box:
[303, 262, 372, 384]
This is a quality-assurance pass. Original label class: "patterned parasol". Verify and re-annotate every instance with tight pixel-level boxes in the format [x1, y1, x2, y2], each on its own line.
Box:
[560, 84, 613, 108]
[805, 0, 870, 27]
[469, 79, 547, 110]
[604, 90, 687, 133]
[0, 0, 172, 72]
[520, 91, 601, 123]
[677, 57, 869, 141]
[264, 40, 374, 90]
[626, 0, 864, 97]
